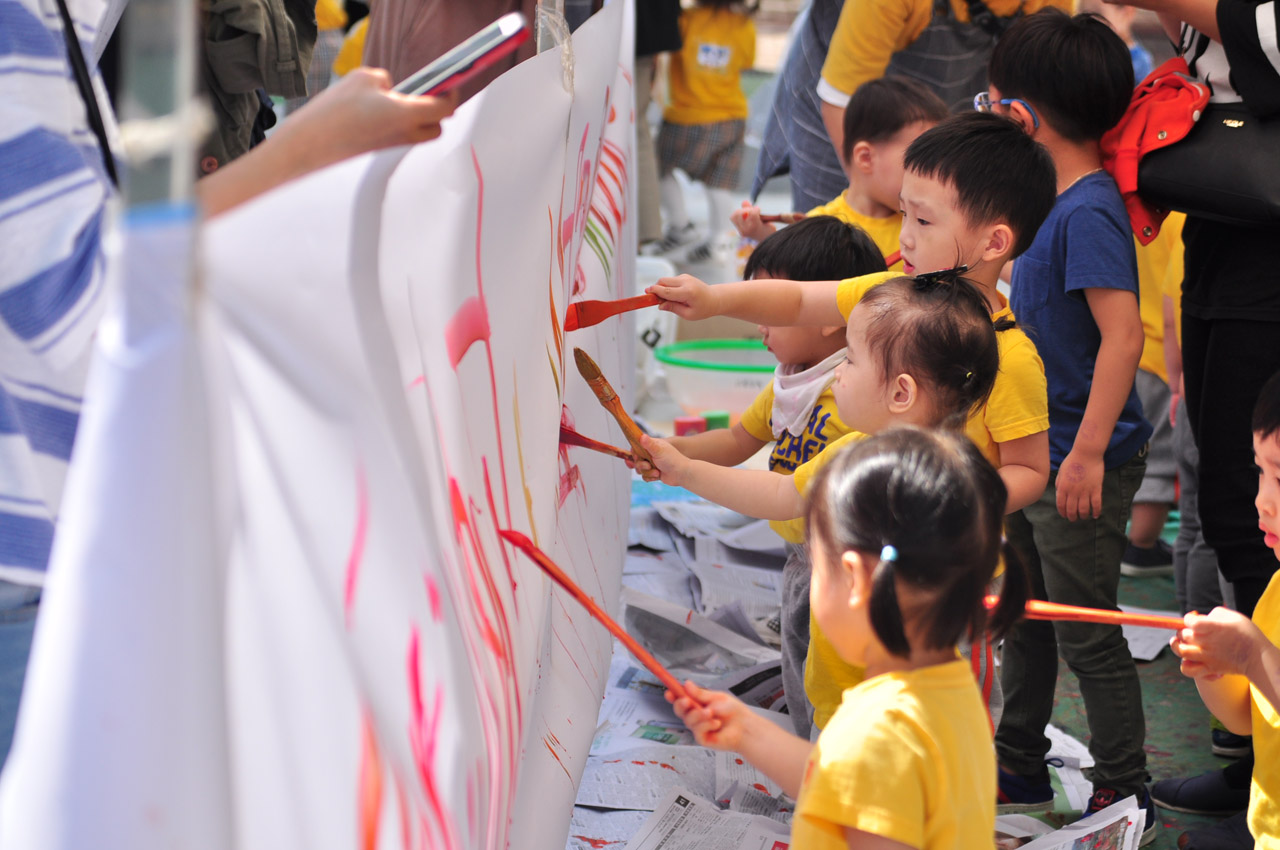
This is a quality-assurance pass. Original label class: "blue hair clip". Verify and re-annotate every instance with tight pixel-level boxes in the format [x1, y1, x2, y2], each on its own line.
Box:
[880, 545, 899, 563]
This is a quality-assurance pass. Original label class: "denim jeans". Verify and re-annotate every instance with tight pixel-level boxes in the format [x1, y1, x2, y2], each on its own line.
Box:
[996, 450, 1148, 796]
[0, 580, 40, 767]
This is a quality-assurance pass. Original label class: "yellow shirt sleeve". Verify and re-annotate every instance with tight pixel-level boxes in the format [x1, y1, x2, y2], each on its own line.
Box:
[1248, 573, 1280, 847]
[806, 197, 904, 271]
[739, 384, 775, 443]
[1161, 213, 1185, 349]
[980, 322, 1049, 445]
[332, 17, 367, 77]
[315, 0, 347, 31]
[1134, 214, 1186, 383]
[791, 430, 866, 498]
[835, 271, 898, 321]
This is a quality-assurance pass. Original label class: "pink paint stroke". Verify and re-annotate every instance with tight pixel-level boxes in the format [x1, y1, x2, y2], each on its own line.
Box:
[344, 464, 369, 629]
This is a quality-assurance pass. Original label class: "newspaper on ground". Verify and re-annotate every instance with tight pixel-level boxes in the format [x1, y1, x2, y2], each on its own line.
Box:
[577, 746, 717, 810]
[628, 507, 679, 552]
[1014, 795, 1144, 850]
[567, 807, 654, 850]
[996, 813, 1056, 849]
[689, 560, 784, 620]
[714, 751, 793, 822]
[1119, 604, 1180, 661]
[1046, 723, 1095, 769]
[621, 589, 785, 710]
[708, 600, 769, 646]
[1052, 763, 1095, 812]
[1045, 723, 1095, 811]
[622, 787, 791, 850]
[591, 661, 698, 755]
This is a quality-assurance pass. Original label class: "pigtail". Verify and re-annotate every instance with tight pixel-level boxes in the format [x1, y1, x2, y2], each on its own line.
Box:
[984, 539, 1031, 640]
[868, 547, 911, 658]
[993, 315, 1017, 333]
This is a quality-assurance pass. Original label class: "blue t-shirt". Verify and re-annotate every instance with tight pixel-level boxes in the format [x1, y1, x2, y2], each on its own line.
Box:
[1009, 172, 1152, 471]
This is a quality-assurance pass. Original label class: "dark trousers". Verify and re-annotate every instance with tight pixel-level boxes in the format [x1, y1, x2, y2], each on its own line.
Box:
[1182, 316, 1280, 615]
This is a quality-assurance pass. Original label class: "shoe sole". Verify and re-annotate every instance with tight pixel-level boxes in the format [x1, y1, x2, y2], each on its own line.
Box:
[1139, 823, 1157, 847]
[1151, 798, 1244, 816]
[1211, 744, 1252, 759]
[996, 800, 1055, 814]
[1120, 563, 1175, 577]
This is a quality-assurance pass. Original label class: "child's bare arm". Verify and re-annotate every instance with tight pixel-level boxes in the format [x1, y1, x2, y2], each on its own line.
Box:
[1057, 289, 1145, 521]
[1174, 607, 1280, 733]
[843, 830, 917, 850]
[647, 275, 844, 326]
[667, 423, 768, 468]
[641, 436, 806, 520]
[996, 432, 1050, 514]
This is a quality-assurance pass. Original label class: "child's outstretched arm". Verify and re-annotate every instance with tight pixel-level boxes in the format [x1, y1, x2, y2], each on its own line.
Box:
[639, 435, 806, 520]
[667, 423, 767, 468]
[668, 681, 812, 799]
[647, 275, 844, 327]
[1057, 289, 1145, 521]
[1173, 607, 1280, 735]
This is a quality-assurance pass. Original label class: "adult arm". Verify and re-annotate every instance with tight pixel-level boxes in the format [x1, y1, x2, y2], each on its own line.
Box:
[199, 68, 456, 218]
[1111, 0, 1220, 39]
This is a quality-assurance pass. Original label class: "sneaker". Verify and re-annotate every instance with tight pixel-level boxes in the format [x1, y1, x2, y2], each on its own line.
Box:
[1121, 539, 1175, 577]
[646, 222, 699, 255]
[1210, 722, 1252, 759]
[1083, 787, 1157, 847]
[1151, 766, 1251, 815]
[1177, 811, 1253, 850]
[684, 240, 714, 264]
[997, 762, 1055, 813]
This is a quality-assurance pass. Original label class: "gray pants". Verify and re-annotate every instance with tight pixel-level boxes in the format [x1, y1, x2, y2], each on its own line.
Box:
[1173, 398, 1232, 614]
[781, 543, 815, 740]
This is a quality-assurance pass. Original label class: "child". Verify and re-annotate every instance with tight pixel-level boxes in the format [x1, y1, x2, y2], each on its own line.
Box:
[980, 10, 1155, 832]
[652, 0, 757, 262]
[662, 216, 886, 739]
[641, 272, 1004, 734]
[1169, 369, 1280, 848]
[668, 428, 1031, 849]
[732, 77, 950, 266]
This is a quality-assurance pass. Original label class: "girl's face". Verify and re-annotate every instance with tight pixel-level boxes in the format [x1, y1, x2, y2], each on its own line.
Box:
[1256, 430, 1280, 560]
[832, 303, 895, 434]
[809, 534, 873, 666]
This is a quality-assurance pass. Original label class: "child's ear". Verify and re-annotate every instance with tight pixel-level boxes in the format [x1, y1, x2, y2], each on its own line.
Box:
[851, 140, 875, 175]
[841, 549, 872, 605]
[980, 223, 1015, 265]
[887, 373, 919, 413]
[1008, 101, 1039, 137]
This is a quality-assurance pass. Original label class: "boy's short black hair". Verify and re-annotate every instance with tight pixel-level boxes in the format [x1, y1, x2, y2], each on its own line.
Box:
[1254, 370, 1280, 441]
[743, 215, 887, 281]
[903, 112, 1056, 258]
[988, 8, 1134, 142]
[841, 77, 950, 164]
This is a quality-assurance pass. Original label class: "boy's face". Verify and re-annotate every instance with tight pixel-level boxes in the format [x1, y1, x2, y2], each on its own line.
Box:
[754, 269, 844, 369]
[1256, 430, 1280, 561]
[897, 170, 990, 276]
[864, 121, 937, 212]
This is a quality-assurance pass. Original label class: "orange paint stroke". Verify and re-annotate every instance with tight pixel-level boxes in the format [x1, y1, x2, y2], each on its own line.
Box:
[357, 712, 384, 850]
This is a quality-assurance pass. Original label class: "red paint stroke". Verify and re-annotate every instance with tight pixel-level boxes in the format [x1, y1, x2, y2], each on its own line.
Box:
[573, 837, 623, 849]
[408, 375, 425, 389]
[559, 465, 583, 507]
[543, 736, 573, 783]
[657, 762, 678, 773]
[425, 575, 443, 623]
[752, 783, 770, 794]
[481, 458, 519, 617]
[357, 712, 384, 850]
[735, 758, 744, 765]
[407, 627, 459, 850]
[344, 464, 369, 629]
[444, 297, 489, 370]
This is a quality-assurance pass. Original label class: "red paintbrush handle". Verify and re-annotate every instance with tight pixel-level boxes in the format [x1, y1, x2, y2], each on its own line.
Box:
[499, 530, 701, 707]
[559, 426, 632, 461]
[564, 293, 662, 331]
[758, 212, 806, 224]
[985, 596, 1185, 630]
[884, 250, 901, 267]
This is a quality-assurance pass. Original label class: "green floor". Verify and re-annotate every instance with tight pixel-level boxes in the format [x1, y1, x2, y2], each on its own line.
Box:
[1047, 568, 1233, 849]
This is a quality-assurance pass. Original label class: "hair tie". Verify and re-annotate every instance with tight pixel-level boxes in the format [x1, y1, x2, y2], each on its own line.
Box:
[880, 545, 899, 563]
[913, 265, 970, 288]
[965, 370, 973, 381]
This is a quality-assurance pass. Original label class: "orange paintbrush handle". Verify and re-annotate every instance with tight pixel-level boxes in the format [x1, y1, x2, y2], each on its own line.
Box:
[572, 348, 654, 466]
[564, 293, 661, 332]
[759, 212, 806, 224]
[985, 596, 1185, 630]
[884, 250, 901, 267]
[499, 530, 701, 707]
[559, 426, 633, 461]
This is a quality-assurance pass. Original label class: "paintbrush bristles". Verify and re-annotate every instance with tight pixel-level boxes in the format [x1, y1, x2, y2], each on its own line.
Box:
[573, 348, 600, 380]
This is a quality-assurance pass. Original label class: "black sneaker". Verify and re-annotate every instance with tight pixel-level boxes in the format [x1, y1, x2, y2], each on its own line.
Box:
[646, 222, 699, 255]
[1083, 787, 1157, 847]
[997, 762, 1055, 814]
[1121, 539, 1175, 577]
[1211, 726, 1252, 759]
[1152, 765, 1251, 815]
[684, 241, 714, 263]
[1177, 811, 1253, 850]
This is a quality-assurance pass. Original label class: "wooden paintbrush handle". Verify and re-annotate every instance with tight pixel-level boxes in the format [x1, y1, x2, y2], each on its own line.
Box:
[573, 348, 654, 465]
[559, 426, 632, 461]
[985, 596, 1185, 630]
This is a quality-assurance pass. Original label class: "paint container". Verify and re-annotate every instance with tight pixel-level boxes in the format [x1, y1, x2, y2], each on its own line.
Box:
[702, 410, 730, 430]
[673, 416, 707, 436]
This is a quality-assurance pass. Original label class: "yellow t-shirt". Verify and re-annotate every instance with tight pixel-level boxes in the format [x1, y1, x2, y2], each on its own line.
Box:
[1164, 232, 1185, 349]
[1248, 571, 1280, 848]
[663, 6, 756, 125]
[806, 194, 905, 272]
[315, 0, 347, 31]
[740, 384, 857, 543]
[332, 17, 367, 77]
[819, 0, 1071, 101]
[792, 659, 996, 850]
[1134, 213, 1185, 383]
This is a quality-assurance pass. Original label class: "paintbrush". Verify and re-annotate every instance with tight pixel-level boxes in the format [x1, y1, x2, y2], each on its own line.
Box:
[759, 212, 806, 224]
[573, 348, 654, 467]
[884, 250, 901, 268]
[986, 596, 1185, 630]
[564, 293, 661, 332]
[559, 425, 632, 461]
[499, 530, 702, 707]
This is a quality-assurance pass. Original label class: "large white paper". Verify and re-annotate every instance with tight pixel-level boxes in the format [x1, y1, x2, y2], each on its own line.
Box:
[1017, 796, 1144, 850]
[577, 747, 717, 810]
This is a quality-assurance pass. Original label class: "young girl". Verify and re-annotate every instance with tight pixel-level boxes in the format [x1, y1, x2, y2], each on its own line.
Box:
[653, 0, 757, 262]
[670, 428, 1029, 850]
[640, 272, 1002, 733]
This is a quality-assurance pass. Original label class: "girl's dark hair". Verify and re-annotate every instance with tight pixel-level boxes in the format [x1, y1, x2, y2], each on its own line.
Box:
[743, 216, 887, 282]
[1253, 370, 1280, 441]
[858, 273, 1000, 429]
[841, 77, 950, 164]
[805, 428, 1029, 658]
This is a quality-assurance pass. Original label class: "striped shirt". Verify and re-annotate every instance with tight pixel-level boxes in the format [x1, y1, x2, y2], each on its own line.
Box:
[0, 0, 115, 585]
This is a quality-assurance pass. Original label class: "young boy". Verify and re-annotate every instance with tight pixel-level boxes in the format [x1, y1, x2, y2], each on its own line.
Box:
[1171, 369, 1280, 848]
[661, 216, 885, 739]
[979, 9, 1156, 836]
[645, 111, 1057, 733]
[732, 77, 949, 266]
